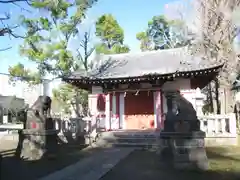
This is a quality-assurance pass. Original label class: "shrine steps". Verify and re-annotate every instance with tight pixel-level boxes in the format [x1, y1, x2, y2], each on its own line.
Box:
[94, 130, 160, 148]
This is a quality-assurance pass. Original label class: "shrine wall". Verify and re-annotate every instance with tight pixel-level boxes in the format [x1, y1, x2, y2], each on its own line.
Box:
[88, 78, 202, 130]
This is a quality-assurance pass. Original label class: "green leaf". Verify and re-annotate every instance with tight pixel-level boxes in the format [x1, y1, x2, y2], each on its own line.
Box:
[95, 14, 130, 54]
[136, 15, 189, 51]
[9, 0, 99, 116]
[11, 0, 99, 83]
[52, 84, 89, 115]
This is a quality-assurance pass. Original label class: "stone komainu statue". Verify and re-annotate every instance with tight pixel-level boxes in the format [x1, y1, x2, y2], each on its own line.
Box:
[31, 96, 52, 117]
[164, 91, 200, 132]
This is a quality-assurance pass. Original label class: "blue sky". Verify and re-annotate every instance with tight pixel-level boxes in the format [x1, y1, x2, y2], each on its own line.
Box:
[0, 0, 178, 74]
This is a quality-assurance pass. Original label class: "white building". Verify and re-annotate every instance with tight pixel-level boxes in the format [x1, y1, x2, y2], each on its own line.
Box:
[0, 73, 62, 123]
[0, 74, 61, 105]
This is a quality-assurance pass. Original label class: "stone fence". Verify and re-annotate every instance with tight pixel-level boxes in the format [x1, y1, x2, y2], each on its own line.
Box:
[0, 117, 90, 145]
[0, 113, 238, 146]
[198, 113, 238, 146]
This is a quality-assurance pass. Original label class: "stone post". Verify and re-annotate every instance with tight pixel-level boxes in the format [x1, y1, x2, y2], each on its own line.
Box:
[229, 113, 237, 135]
[0, 106, 3, 124]
[3, 115, 8, 124]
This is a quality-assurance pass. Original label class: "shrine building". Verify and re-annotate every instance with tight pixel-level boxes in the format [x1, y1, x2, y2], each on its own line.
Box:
[63, 47, 223, 130]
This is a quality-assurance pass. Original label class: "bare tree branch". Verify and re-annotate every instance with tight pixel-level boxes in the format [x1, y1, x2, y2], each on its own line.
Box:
[0, 46, 11, 51]
[76, 30, 95, 71]
[77, 49, 84, 64]
[0, 0, 30, 3]
[167, 0, 240, 113]
[0, 13, 10, 21]
[11, 2, 32, 13]
[0, 25, 25, 38]
[0, 0, 32, 51]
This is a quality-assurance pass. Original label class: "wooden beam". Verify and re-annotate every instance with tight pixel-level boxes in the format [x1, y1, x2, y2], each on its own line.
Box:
[104, 87, 167, 93]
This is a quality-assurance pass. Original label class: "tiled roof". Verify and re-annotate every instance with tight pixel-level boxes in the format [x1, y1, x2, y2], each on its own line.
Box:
[67, 47, 223, 80]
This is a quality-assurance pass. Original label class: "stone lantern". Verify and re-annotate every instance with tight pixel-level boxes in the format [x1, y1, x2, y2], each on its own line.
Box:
[193, 88, 206, 116]
[232, 80, 240, 125]
[232, 80, 240, 101]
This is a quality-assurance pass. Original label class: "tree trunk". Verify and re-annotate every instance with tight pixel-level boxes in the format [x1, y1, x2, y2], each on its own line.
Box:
[214, 78, 221, 114]
[207, 83, 214, 113]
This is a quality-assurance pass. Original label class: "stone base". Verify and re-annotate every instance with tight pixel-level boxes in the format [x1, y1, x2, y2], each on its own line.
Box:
[57, 131, 87, 146]
[205, 135, 238, 146]
[160, 131, 209, 170]
[173, 147, 209, 170]
[18, 129, 58, 160]
[0, 154, 2, 178]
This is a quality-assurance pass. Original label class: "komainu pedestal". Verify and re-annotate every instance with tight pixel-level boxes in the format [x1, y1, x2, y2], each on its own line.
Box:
[160, 131, 208, 170]
[19, 96, 58, 160]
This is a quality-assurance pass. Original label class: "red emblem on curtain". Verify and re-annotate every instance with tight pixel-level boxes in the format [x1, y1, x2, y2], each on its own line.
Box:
[97, 94, 106, 111]
[150, 120, 154, 128]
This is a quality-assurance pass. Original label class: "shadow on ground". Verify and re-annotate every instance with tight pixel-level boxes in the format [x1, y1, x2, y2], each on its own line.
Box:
[100, 148, 240, 180]
[0, 135, 102, 180]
